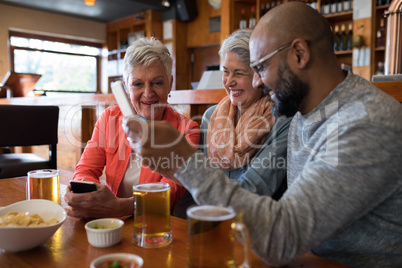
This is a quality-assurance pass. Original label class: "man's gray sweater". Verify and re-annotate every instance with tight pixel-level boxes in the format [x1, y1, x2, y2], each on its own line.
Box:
[176, 72, 402, 267]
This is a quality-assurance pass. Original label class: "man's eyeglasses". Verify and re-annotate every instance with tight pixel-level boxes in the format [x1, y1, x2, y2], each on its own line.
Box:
[250, 43, 291, 77]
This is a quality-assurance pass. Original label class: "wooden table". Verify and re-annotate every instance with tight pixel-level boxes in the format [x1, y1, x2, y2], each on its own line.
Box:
[0, 177, 349, 268]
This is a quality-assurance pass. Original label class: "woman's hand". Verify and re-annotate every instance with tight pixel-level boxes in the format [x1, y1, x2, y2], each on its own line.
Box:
[64, 183, 133, 219]
[122, 116, 197, 182]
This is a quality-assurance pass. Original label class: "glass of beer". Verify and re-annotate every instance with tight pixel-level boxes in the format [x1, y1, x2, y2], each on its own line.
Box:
[132, 182, 172, 248]
[26, 169, 60, 204]
[187, 205, 249, 268]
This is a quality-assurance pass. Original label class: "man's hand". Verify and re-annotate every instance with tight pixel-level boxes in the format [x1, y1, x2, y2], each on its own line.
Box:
[123, 116, 197, 181]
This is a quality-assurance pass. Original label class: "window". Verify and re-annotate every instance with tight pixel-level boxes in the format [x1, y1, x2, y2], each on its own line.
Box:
[9, 31, 102, 93]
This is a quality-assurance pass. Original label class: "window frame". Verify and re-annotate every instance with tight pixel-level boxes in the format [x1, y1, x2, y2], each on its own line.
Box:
[9, 30, 103, 94]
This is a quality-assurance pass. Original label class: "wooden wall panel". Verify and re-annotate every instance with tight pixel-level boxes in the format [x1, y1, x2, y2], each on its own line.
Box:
[172, 20, 190, 90]
[186, 0, 221, 48]
[190, 45, 221, 82]
[352, 17, 372, 81]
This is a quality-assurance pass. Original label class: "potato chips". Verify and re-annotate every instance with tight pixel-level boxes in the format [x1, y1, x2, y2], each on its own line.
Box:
[0, 212, 58, 227]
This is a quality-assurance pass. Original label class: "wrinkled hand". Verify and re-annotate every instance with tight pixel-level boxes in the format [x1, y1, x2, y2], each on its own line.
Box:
[64, 183, 133, 219]
[122, 116, 197, 181]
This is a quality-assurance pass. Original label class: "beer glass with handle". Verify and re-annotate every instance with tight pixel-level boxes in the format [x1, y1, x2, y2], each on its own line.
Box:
[187, 205, 249, 268]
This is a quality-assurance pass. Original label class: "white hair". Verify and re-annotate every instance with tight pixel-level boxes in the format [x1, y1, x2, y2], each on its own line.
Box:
[219, 29, 252, 65]
[123, 37, 173, 85]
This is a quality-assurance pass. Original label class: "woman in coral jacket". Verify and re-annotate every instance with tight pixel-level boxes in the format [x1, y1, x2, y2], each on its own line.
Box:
[64, 37, 200, 219]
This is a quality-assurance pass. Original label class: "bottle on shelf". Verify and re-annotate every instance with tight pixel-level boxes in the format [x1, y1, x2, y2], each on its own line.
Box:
[271, 1, 276, 10]
[239, 8, 247, 29]
[326, 0, 332, 14]
[333, 25, 341, 51]
[376, 61, 384, 75]
[340, 24, 347, 51]
[321, 0, 326, 14]
[260, 3, 265, 18]
[337, 0, 344, 13]
[311, 0, 318, 9]
[331, 0, 338, 14]
[322, 0, 330, 15]
[119, 40, 128, 49]
[135, 12, 145, 20]
[376, 18, 386, 47]
[377, 0, 389, 6]
[343, 0, 350, 11]
[346, 23, 353, 50]
[249, 6, 256, 28]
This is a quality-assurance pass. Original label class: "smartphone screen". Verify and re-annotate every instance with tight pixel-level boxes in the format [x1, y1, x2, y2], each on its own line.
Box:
[70, 180, 97, 193]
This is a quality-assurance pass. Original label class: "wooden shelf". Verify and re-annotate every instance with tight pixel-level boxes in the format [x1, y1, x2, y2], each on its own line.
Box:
[106, 10, 163, 89]
[375, 4, 390, 10]
[335, 50, 353, 55]
[324, 10, 353, 22]
[372, 0, 390, 79]
[106, 10, 162, 54]
[108, 50, 126, 60]
[234, 0, 256, 4]
[131, 19, 146, 27]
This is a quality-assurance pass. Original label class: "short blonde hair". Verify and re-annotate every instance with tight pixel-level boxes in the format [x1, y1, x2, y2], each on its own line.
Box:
[123, 37, 172, 85]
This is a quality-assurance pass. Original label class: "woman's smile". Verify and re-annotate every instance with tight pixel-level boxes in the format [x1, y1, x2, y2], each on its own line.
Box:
[230, 89, 245, 97]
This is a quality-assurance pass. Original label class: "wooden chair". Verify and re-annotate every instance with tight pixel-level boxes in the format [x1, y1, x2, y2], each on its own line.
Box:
[0, 105, 59, 179]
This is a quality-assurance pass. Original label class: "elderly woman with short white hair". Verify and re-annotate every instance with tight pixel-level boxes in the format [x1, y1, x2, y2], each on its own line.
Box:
[64, 37, 200, 219]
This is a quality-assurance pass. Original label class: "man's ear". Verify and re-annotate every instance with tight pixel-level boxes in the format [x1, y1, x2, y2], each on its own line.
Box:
[291, 39, 310, 69]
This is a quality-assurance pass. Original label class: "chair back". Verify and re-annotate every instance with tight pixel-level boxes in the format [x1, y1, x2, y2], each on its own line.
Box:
[0, 105, 59, 178]
[0, 105, 59, 147]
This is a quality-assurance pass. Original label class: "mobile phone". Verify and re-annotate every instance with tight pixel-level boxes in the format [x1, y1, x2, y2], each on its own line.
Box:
[111, 81, 137, 118]
[70, 180, 97, 193]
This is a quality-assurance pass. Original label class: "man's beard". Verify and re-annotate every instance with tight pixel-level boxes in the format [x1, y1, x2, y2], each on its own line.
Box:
[272, 61, 309, 118]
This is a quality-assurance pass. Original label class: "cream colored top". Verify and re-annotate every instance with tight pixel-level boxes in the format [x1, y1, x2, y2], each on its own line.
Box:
[117, 151, 141, 198]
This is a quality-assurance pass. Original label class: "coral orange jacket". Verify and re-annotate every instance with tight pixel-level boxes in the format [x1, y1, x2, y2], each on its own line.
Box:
[72, 105, 200, 209]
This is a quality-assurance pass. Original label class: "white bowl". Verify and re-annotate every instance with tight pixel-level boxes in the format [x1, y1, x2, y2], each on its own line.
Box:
[85, 218, 124, 248]
[0, 199, 66, 252]
[90, 253, 144, 268]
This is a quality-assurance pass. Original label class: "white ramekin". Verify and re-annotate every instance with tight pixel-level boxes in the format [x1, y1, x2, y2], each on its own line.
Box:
[85, 218, 124, 248]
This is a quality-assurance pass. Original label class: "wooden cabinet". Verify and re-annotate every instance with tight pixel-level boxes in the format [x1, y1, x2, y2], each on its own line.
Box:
[222, 0, 395, 82]
[106, 10, 163, 60]
[372, 1, 391, 76]
[258, 0, 390, 81]
[324, 10, 354, 71]
[221, 0, 354, 70]
[106, 10, 163, 92]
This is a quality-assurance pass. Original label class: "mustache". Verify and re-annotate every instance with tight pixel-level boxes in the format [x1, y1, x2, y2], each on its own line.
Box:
[258, 84, 273, 96]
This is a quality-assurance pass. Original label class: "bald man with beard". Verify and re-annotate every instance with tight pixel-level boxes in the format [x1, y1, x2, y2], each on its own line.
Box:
[123, 2, 402, 267]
